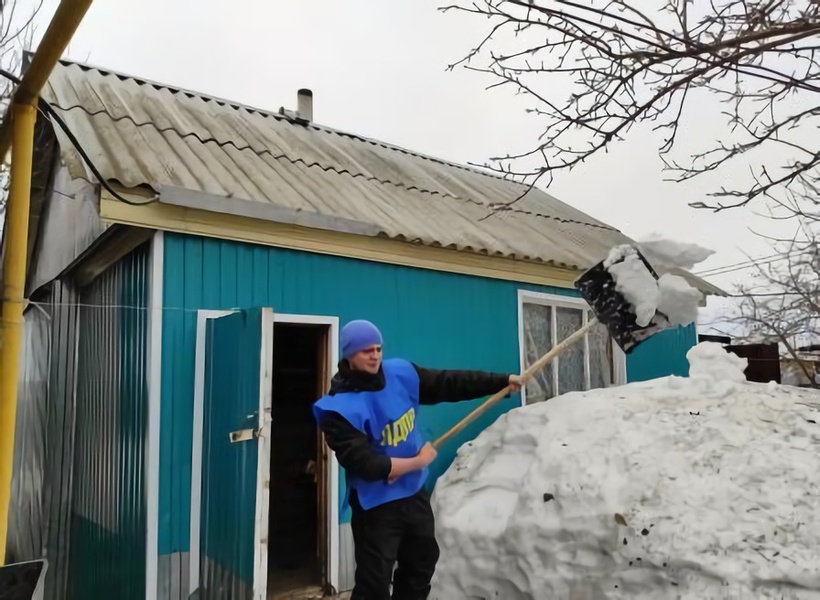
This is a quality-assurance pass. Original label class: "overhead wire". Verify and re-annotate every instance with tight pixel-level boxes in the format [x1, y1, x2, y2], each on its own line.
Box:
[698, 256, 786, 278]
[0, 67, 158, 206]
[694, 252, 783, 276]
[695, 250, 816, 278]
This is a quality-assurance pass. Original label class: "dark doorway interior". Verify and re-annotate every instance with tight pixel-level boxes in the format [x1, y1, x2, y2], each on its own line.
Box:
[267, 323, 329, 597]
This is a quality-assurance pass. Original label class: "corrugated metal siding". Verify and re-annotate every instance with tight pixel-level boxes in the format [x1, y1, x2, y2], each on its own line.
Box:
[8, 281, 81, 600]
[626, 323, 698, 382]
[8, 303, 51, 564]
[158, 233, 576, 595]
[41, 60, 634, 271]
[41, 282, 81, 600]
[68, 245, 149, 600]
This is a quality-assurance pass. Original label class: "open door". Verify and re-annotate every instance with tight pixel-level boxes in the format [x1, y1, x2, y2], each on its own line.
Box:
[266, 322, 331, 598]
[200, 308, 273, 600]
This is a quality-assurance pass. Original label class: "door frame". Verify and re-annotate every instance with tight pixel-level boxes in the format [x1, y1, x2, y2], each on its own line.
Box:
[188, 310, 341, 595]
[146, 231, 164, 600]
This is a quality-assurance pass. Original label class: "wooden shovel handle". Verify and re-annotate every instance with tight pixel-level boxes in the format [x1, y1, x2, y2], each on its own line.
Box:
[432, 318, 598, 449]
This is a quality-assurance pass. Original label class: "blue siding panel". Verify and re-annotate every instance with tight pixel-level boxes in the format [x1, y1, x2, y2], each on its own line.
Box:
[159, 232, 696, 563]
[626, 323, 698, 382]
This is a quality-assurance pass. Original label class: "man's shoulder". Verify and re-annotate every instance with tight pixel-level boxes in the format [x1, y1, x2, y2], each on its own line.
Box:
[383, 357, 418, 378]
[383, 357, 412, 370]
[383, 358, 421, 397]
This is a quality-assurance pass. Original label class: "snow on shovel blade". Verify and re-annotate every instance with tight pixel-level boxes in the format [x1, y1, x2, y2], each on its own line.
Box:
[574, 247, 672, 354]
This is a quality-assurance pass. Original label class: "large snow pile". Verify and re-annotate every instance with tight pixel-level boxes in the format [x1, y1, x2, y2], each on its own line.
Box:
[431, 343, 820, 599]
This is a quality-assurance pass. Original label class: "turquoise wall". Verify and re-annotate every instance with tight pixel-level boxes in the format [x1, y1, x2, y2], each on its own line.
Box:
[158, 232, 697, 557]
[626, 324, 697, 381]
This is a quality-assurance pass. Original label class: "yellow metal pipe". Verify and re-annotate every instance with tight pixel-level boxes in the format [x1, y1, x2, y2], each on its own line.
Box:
[0, 0, 94, 563]
[0, 0, 94, 161]
[0, 102, 37, 564]
[15, 0, 94, 106]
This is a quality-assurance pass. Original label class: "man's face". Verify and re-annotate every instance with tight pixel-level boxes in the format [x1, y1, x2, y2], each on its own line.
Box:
[349, 344, 382, 374]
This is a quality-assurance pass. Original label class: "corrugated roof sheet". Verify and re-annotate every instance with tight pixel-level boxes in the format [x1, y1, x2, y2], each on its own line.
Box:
[41, 60, 636, 271]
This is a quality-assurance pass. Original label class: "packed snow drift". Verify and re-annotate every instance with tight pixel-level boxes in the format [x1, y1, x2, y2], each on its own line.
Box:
[431, 344, 820, 599]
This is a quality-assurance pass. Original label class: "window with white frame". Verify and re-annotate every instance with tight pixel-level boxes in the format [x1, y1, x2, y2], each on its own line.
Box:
[518, 290, 625, 404]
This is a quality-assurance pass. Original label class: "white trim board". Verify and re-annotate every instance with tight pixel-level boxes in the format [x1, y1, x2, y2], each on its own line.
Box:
[517, 289, 627, 406]
[254, 308, 275, 600]
[188, 311, 341, 595]
[146, 231, 164, 600]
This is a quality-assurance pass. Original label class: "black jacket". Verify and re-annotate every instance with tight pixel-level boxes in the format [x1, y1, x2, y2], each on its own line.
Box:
[318, 362, 510, 482]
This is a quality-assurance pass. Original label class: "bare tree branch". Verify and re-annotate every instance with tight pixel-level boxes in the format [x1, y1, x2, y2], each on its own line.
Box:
[727, 221, 820, 387]
[0, 0, 42, 214]
[443, 0, 819, 215]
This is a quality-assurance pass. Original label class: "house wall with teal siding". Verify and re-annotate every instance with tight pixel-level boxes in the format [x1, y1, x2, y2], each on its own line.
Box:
[157, 232, 697, 595]
[626, 324, 698, 381]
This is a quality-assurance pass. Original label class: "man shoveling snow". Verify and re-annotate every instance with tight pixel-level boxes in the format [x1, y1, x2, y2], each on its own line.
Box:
[312, 320, 523, 600]
[430, 344, 820, 599]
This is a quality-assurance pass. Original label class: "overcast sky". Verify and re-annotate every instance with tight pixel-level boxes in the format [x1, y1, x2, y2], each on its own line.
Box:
[16, 0, 806, 335]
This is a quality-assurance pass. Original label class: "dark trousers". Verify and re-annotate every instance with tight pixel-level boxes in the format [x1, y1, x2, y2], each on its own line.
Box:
[349, 489, 440, 600]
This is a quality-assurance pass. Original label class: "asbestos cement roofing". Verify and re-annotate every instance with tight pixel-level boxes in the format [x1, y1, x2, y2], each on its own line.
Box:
[40, 58, 721, 299]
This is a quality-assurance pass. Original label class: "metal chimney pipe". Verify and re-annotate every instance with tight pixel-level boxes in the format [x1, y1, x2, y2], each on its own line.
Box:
[297, 88, 313, 122]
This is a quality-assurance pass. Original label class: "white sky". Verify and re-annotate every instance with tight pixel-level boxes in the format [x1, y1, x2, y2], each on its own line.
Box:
[17, 0, 806, 336]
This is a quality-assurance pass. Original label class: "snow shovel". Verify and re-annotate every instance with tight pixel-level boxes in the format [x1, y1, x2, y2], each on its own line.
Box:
[433, 245, 672, 449]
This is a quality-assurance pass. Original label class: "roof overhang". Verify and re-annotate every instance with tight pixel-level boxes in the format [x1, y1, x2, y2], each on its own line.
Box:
[654, 266, 728, 300]
[99, 185, 582, 289]
[93, 184, 727, 300]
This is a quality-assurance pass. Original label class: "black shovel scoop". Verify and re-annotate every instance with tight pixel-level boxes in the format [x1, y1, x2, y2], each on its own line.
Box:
[574, 246, 672, 354]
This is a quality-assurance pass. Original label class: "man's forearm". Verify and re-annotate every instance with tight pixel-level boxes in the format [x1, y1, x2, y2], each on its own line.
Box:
[319, 412, 392, 482]
[320, 412, 435, 484]
[388, 455, 426, 480]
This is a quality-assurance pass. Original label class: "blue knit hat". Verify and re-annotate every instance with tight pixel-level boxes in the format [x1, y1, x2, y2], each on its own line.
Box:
[340, 320, 383, 360]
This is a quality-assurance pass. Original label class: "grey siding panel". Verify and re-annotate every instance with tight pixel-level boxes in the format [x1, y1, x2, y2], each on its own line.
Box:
[158, 551, 190, 600]
[338, 523, 356, 593]
[27, 169, 106, 295]
[158, 552, 173, 599]
[200, 556, 250, 600]
[42, 282, 81, 599]
[8, 302, 51, 563]
[8, 280, 80, 600]
[67, 244, 149, 599]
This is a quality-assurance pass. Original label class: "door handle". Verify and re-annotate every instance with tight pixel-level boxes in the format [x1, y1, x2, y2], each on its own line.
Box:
[229, 428, 262, 443]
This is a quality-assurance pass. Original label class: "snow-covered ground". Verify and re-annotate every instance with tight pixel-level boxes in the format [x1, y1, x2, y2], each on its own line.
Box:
[431, 343, 820, 599]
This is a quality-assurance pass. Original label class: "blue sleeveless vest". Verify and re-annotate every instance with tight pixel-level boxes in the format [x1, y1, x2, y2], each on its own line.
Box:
[312, 358, 427, 511]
